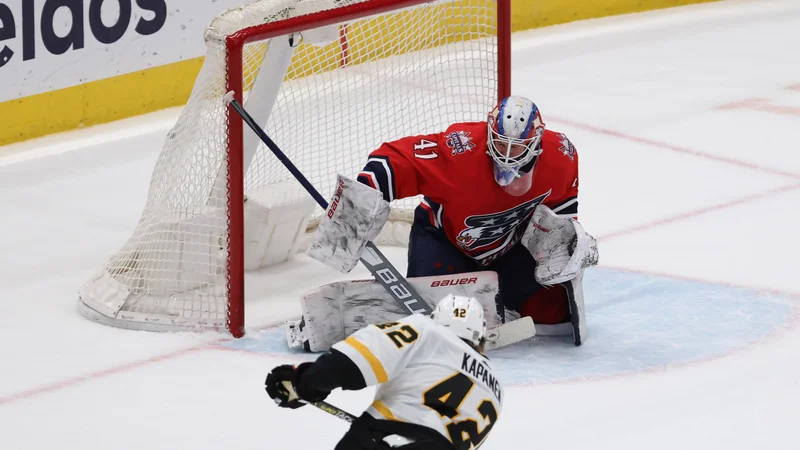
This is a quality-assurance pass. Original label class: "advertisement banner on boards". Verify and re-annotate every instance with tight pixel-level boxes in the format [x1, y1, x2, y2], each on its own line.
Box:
[0, 0, 247, 102]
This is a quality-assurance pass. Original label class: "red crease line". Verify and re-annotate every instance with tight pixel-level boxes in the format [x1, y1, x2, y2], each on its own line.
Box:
[547, 116, 800, 181]
[597, 183, 800, 242]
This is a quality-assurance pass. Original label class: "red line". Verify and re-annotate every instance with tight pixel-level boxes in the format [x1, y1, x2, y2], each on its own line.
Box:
[597, 183, 800, 242]
[546, 115, 800, 181]
[208, 345, 308, 360]
[599, 263, 800, 298]
[716, 98, 800, 117]
[0, 346, 204, 406]
[0, 319, 287, 406]
[715, 97, 769, 110]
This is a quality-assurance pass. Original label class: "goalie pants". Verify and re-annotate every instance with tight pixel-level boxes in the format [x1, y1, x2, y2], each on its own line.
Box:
[407, 220, 570, 324]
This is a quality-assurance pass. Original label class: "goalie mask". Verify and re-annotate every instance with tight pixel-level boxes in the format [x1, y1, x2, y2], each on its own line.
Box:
[487, 96, 545, 194]
[431, 294, 487, 346]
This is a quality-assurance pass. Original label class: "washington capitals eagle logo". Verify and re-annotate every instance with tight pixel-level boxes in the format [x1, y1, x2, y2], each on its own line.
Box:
[456, 190, 551, 264]
[445, 131, 475, 156]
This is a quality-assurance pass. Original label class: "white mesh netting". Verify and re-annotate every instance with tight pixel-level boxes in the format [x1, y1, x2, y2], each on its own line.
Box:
[78, 0, 500, 334]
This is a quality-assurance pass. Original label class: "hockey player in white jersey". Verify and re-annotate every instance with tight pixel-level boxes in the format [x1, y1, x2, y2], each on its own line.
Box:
[265, 294, 503, 450]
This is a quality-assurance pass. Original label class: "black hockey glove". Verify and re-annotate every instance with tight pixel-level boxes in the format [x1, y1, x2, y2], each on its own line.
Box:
[265, 363, 330, 409]
[266, 364, 305, 409]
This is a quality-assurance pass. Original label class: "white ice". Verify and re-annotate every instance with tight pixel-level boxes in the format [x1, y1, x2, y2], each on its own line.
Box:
[1, 0, 799, 449]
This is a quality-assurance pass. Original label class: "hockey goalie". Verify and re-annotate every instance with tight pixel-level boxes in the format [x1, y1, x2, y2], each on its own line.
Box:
[291, 95, 599, 352]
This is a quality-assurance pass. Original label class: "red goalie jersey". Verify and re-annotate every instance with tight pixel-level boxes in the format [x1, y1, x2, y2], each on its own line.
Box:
[357, 122, 579, 267]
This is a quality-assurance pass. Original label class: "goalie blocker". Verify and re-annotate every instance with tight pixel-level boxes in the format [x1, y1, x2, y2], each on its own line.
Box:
[307, 174, 390, 273]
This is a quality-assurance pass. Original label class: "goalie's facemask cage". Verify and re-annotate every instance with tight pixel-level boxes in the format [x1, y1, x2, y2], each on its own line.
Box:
[431, 294, 487, 346]
[487, 96, 545, 188]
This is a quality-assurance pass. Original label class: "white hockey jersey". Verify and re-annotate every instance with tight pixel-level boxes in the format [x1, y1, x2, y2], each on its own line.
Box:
[332, 314, 504, 449]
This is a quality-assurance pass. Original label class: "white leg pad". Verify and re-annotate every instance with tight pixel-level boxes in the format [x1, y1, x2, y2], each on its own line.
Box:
[299, 271, 502, 352]
[501, 271, 587, 345]
[565, 270, 587, 346]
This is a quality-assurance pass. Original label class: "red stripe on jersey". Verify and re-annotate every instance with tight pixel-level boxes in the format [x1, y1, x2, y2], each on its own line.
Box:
[419, 200, 437, 227]
[358, 172, 378, 190]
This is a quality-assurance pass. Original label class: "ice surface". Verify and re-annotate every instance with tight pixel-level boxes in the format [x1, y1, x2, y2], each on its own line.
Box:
[1, 1, 799, 449]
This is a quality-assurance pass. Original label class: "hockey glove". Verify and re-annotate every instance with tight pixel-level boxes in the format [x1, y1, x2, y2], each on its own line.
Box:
[524, 204, 598, 285]
[265, 363, 330, 409]
[266, 364, 305, 409]
[307, 174, 390, 273]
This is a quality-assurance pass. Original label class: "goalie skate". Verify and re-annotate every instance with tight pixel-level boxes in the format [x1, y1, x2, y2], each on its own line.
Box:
[285, 319, 310, 351]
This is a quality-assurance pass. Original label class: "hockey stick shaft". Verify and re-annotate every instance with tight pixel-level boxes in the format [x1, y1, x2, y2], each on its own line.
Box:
[228, 95, 535, 349]
[306, 400, 358, 423]
[228, 95, 327, 208]
[227, 94, 432, 315]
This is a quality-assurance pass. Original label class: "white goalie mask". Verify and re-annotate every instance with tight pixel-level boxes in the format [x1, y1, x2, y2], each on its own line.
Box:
[487, 96, 545, 193]
[431, 294, 487, 346]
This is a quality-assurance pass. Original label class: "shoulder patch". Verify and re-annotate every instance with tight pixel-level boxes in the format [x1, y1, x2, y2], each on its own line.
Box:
[445, 131, 475, 156]
[557, 133, 576, 161]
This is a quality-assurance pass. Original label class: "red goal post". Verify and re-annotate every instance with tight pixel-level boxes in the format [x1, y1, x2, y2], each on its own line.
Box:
[79, 0, 511, 337]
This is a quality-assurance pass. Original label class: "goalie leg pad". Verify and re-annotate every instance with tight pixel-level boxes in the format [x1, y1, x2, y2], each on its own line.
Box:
[564, 270, 587, 346]
[297, 271, 502, 352]
[516, 286, 571, 324]
[285, 319, 311, 351]
[506, 270, 587, 345]
[307, 175, 390, 273]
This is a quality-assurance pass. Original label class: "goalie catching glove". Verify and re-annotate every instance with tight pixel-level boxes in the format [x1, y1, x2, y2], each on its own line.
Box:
[307, 174, 390, 273]
[524, 204, 599, 285]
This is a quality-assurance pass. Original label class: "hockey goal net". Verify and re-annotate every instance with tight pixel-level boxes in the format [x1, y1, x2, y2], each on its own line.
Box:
[79, 0, 510, 337]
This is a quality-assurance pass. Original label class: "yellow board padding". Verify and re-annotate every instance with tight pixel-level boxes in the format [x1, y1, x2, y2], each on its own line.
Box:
[250, 0, 496, 82]
[0, 57, 204, 146]
[1, 0, 717, 147]
[512, 0, 718, 31]
[339, 0, 496, 68]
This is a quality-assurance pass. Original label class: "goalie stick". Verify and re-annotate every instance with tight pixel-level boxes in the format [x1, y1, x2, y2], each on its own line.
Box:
[484, 315, 535, 350]
[227, 93, 536, 348]
[226, 92, 431, 315]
